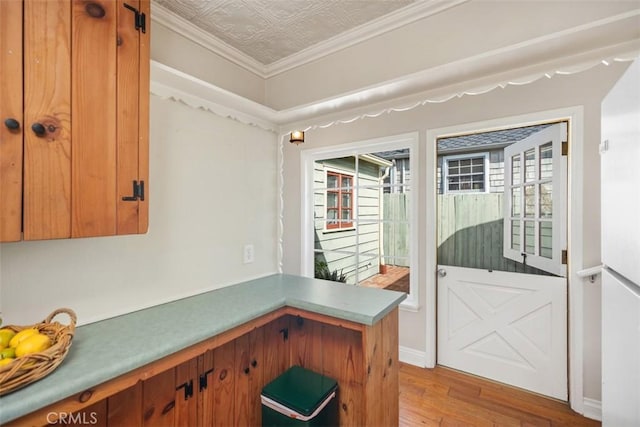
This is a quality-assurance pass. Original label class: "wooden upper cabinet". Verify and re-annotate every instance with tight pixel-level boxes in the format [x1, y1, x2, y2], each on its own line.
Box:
[0, 0, 149, 242]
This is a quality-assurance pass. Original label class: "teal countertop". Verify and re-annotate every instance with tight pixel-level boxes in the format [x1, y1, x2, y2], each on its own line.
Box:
[0, 274, 405, 423]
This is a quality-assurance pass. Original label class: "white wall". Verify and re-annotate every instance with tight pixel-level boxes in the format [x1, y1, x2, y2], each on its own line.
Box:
[0, 95, 279, 326]
[281, 61, 630, 402]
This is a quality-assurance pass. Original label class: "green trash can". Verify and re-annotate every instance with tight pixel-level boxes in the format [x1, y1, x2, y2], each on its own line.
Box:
[261, 365, 338, 427]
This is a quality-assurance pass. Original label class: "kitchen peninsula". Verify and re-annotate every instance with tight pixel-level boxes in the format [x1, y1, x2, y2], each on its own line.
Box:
[0, 274, 405, 426]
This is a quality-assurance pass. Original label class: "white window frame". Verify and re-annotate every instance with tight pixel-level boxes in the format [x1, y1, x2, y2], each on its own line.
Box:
[442, 152, 490, 194]
[301, 132, 420, 309]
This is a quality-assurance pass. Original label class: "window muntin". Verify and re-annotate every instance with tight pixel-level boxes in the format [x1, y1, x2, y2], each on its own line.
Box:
[443, 153, 489, 193]
[326, 171, 353, 229]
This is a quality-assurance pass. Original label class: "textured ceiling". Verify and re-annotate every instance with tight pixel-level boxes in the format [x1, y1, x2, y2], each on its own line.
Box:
[154, 0, 416, 65]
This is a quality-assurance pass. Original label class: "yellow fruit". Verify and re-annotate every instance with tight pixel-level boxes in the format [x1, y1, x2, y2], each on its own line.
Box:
[9, 328, 38, 348]
[0, 347, 16, 359]
[0, 358, 14, 367]
[15, 333, 51, 357]
[0, 329, 15, 348]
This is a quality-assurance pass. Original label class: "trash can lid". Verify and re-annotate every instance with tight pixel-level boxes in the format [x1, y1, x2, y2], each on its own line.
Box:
[261, 366, 338, 417]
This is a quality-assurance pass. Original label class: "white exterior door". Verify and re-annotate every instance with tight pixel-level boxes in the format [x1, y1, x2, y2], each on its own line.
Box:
[437, 265, 568, 400]
[437, 122, 569, 400]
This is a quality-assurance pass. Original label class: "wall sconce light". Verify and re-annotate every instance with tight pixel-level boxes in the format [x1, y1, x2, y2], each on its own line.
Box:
[289, 130, 305, 145]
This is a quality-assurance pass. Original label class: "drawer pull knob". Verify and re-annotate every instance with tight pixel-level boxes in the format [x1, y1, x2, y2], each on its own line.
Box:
[4, 118, 19, 130]
[31, 122, 46, 137]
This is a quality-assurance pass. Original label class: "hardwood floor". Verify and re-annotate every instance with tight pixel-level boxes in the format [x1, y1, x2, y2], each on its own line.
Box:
[399, 363, 600, 427]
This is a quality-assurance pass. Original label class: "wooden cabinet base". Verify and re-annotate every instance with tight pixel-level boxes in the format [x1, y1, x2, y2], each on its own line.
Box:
[6, 307, 399, 426]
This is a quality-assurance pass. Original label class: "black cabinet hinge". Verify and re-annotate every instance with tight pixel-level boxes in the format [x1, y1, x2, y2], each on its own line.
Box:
[123, 3, 146, 33]
[122, 180, 144, 202]
[199, 368, 214, 392]
[176, 380, 193, 400]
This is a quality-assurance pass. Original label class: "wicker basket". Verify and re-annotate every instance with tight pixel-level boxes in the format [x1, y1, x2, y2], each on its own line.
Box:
[0, 308, 76, 396]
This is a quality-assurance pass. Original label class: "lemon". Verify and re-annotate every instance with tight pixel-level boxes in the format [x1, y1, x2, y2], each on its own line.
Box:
[0, 329, 15, 348]
[0, 358, 14, 367]
[0, 347, 16, 359]
[9, 328, 38, 348]
[15, 333, 51, 357]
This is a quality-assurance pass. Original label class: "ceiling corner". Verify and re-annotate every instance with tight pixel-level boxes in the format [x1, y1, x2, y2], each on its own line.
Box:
[151, 2, 268, 78]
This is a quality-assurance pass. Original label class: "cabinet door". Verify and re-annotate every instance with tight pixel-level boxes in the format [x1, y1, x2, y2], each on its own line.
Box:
[0, 0, 23, 242]
[70, 0, 148, 237]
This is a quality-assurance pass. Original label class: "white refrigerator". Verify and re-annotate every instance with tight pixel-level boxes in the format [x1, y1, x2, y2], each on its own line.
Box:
[601, 58, 640, 427]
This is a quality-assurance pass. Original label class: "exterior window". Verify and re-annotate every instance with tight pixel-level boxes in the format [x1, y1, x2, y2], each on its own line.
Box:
[444, 154, 488, 193]
[326, 171, 353, 229]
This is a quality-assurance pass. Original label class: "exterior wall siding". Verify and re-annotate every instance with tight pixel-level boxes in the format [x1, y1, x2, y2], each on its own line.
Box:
[313, 158, 384, 284]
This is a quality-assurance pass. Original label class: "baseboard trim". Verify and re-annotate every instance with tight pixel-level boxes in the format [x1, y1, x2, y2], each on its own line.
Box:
[399, 346, 427, 367]
[583, 398, 602, 421]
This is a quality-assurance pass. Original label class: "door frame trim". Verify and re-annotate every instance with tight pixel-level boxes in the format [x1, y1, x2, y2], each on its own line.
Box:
[425, 106, 585, 413]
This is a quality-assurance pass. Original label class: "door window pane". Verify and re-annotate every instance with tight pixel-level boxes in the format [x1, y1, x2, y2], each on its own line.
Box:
[524, 185, 535, 217]
[512, 154, 521, 185]
[525, 149, 536, 182]
[524, 221, 535, 254]
[511, 221, 521, 251]
[540, 183, 552, 218]
[540, 222, 552, 258]
[512, 188, 521, 216]
[540, 142, 553, 180]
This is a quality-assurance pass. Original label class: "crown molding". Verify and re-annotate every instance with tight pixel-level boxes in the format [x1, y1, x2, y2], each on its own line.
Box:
[151, 2, 266, 77]
[149, 7, 640, 133]
[262, 0, 469, 77]
[151, 0, 469, 79]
